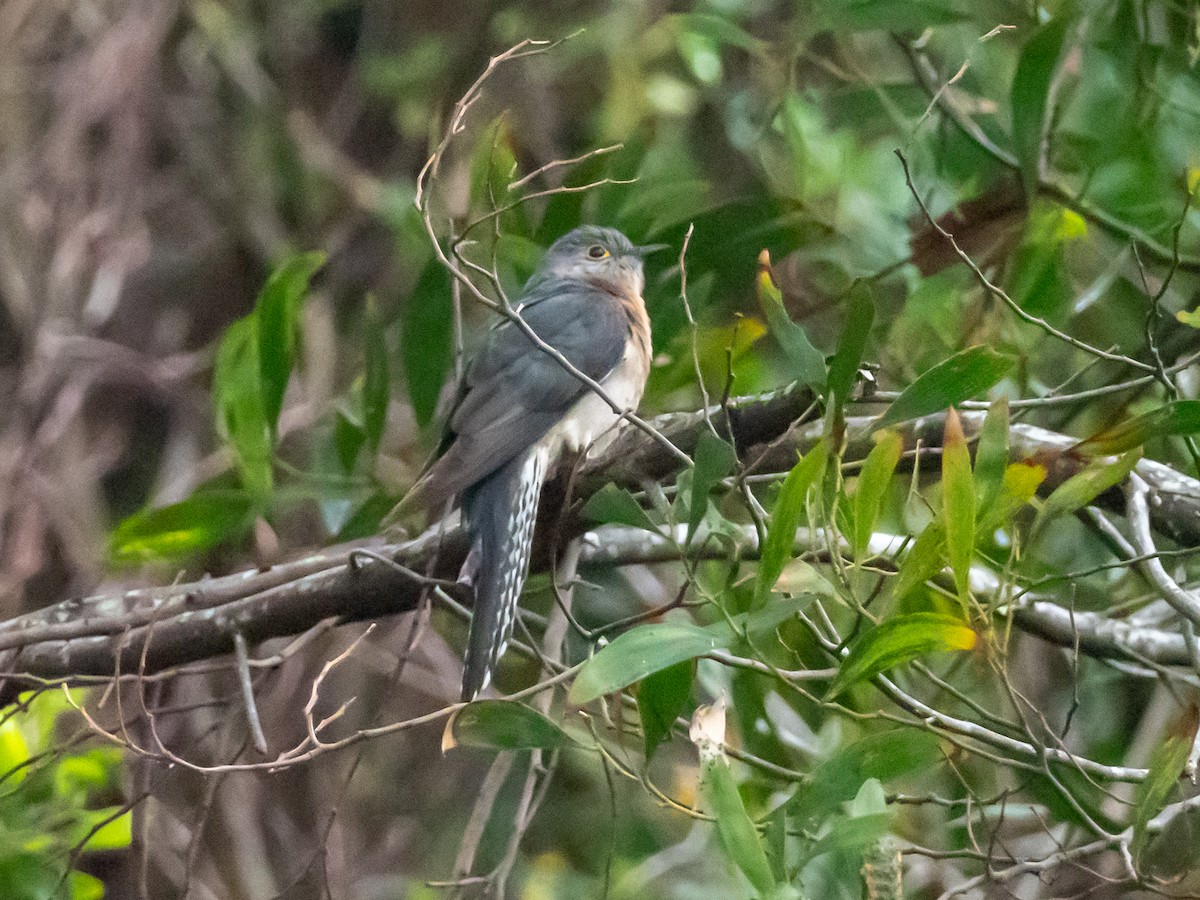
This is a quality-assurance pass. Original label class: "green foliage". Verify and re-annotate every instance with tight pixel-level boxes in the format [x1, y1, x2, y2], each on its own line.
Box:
[877, 348, 1015, 428]
[446, 701, 579, 751]
[0, 692, 130, 900]
[827, 613, 977, 699]
[755, 441, 828, 605]
[569, 624, 722, 705]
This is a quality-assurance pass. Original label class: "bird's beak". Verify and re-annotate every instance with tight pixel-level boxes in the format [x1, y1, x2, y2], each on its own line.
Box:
[632, 242, 671, 258]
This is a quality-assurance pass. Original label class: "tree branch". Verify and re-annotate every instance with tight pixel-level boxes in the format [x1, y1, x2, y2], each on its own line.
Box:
[2, 386, 1199, 703]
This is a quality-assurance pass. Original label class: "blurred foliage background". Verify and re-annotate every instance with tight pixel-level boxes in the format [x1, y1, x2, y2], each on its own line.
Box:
[2, 0, 1200, 897]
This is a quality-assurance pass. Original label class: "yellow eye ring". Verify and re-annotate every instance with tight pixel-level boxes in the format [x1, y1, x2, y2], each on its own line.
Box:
[587, 245, 609, 260]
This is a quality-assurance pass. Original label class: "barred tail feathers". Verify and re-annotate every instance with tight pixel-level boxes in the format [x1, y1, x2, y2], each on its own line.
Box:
[459, 444, 548, 701]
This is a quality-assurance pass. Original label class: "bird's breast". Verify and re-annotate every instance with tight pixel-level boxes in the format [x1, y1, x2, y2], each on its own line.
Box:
[539, 296, 651, 459]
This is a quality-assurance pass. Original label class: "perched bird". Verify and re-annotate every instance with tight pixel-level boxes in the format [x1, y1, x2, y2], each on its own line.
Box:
[403, 226, 658, 700]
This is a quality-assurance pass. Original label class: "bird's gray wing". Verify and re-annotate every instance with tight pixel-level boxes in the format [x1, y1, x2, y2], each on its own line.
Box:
[410, 278, 629, 510]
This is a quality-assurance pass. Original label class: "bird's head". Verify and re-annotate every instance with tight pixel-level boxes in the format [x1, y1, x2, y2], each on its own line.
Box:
[536, 225, 667, 297]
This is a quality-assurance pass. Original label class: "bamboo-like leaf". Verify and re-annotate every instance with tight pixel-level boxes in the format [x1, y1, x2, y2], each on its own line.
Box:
[1075, 401, 1200, 456]
[853, 431, 903, 560]
[443, 700, 578, 751]
[827, 281, 875, 411]
[110, 492, 254, 563]
[827, 613, 976, 699]
[974, 397, 1009, 513]
[688, 430, 738, 541]
[890, 521, 945, 602]
[691, 702, 776, 895]
[1132, 705, 1198, 863]
[569, 624, 723, 704]
[756, 250, 826, 391]
[256, 252, 325, 433]
[1011, 19, 1068, 194]
[1032, 450, 1141, 536]
[942, 408, 975, 604]
[362, 302, 390, 453]
[877, 347, 1014, 428]
[754, 440, 828, 605]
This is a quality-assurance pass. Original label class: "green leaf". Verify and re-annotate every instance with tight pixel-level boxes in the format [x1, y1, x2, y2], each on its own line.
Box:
[755, 440, 828, 605]
[110, 492, 254, 563]
[977, 461, 1047, 535]
[362, 304, 390, 453]
[69, 872, 105, 900]
[688, 431, 738, 541]
[942, 408, 975, 604]
[402, 259, 453, 429]
[256, 252, 325, 432]
[890, 521, 945, 602]
[1178, 307, 1200, 329]
[974, 397, 1009, 513]
[826, 281, 875, 411]
[583, 484, 659, 533]
[1011, 19, 1068, 194]
[827, 613, 976, 699]
[800, 811, 893, 865]
[569, 624, 724, 704]
[790, 730, 940, 821]
[877, 347, 1015, 428]
[334, 409, 367, 473]
[707, 593, 817, 646]
[446, 700, 578, 751]
[1132, 706, 1197, 863]
[756, 253, 826, 391]
[1075, 401, 1200, 456]
[638, 660, 694, 761]
[852, 431, 902, 560]
[1032, 450, 1141, 536]
[701, 751, 776, 895]
[213, 317, 274, 498]
[74, 807, 133, 851]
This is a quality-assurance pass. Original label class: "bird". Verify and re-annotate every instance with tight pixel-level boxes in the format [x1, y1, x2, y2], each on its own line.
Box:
[401, 225, 659, 701]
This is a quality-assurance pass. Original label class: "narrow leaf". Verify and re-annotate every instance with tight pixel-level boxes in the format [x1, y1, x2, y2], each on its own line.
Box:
[755, 440, 828, 605]
[110, 492, 254, 563]
[827, 613, 976, 699]
[256, 252, 325, 432]
[974, 397, 1009, 513]
[692, 702, 775, 896]
[569, 624, 724, 704]
[756, 251, 826, 391]
[1032, 450, 1141, 536]
[827, 281, 875, 410]
[978, 461, 1047, 534]
[789, 730, 940, 821]
[891, 521, 945, 602]
[445, 700, 578, 751]
[1075, 401, 1200, 456]
[638, 660, 694, 761]
[688, 431, 738, 541]
[362, 304, 390, 453]
[1011, 19, 1068, 194]
[213, 317, 273, 498]
[942, 408, 975, 604]
[402, 259, 454, 429]
[1132, 705, 1198, 862]
[853, 431, 903, 560]
[877, 347, 1014, 428]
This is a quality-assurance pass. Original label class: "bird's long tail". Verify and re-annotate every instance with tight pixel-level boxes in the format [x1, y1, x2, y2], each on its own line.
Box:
[459, 443, 549, 701]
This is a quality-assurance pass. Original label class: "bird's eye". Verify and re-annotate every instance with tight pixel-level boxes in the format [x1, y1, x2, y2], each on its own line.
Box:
[587, 245, 609, 260]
